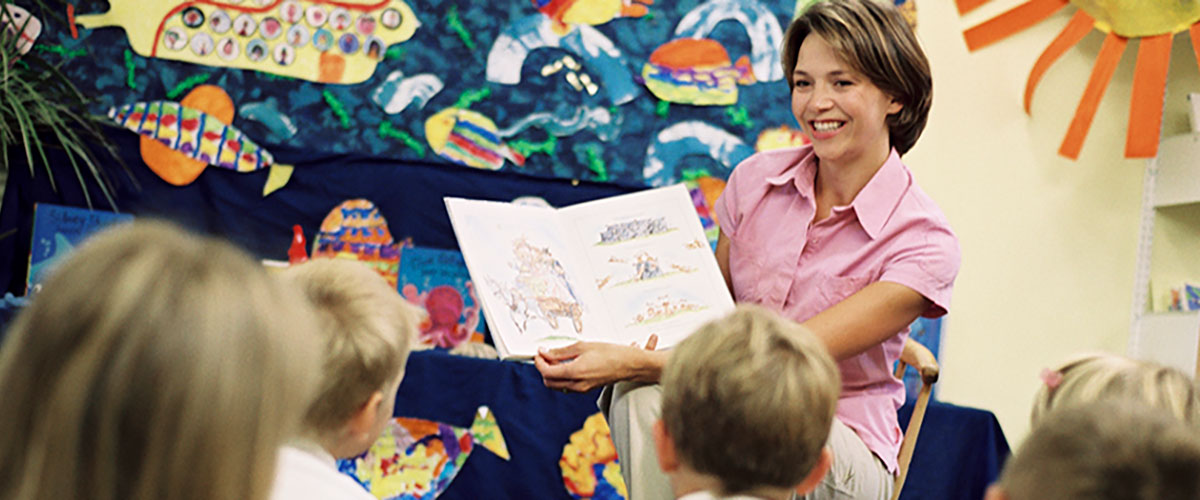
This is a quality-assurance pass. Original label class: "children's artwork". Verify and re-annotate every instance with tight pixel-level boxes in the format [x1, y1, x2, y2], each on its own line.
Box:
[73, 0, 419, 84]
[2, 4, 42, 56]
[902, 317, 942, 400]
[424, 107, 526, 171]
[338, 406, 509, 500]
[959, 0, 1198, 158]
[27, 203, 134, 295]
[398, 246, 485, 349]
[682, 175, 726, 251]
[108, 85, 294, 196]
[642, 38, 756, 106]
[446, 184, 735, 359]
[561, 413, 627, 500]
[55, 0, 816, 184]
[312, 199, 402, 287]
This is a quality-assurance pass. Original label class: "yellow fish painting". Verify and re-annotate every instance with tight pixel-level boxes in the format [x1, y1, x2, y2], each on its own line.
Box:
[73, 0, 419, 84]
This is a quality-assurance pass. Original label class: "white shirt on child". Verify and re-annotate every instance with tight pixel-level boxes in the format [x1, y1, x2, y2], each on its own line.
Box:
[269, 441, 375, 500]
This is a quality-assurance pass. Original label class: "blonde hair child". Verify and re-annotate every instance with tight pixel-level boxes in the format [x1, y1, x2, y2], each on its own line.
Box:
[1030, 352, 1200, 427]
[0, 220, 321, 500]
[654, 305, 840, 500]
[269, 258, 419, 500]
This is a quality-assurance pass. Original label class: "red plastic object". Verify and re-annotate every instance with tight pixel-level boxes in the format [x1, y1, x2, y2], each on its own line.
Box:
[287, 224, 308, 264]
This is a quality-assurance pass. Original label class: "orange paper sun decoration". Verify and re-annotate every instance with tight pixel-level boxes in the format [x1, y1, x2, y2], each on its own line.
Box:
[960, 0, 1200, 159]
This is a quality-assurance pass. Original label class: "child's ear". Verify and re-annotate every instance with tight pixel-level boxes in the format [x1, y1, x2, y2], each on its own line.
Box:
[983, 485, 1009, 500]
[793, 446, 832, 496]
[887, 97, 903, 116]
[348, 390, 385, 435]
[652, 419, 679, 473]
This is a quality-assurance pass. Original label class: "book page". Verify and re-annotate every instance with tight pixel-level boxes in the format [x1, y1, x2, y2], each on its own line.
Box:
[446, 198, 612, 359]
[560, 184, 735, 350]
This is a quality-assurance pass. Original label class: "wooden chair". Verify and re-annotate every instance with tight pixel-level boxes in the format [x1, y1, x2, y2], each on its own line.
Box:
[890, 338, 940, 500]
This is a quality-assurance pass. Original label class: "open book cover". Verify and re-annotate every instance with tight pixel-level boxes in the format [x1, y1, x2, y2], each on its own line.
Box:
[446, 184, 735, 359]
[27, 203, 134, 296]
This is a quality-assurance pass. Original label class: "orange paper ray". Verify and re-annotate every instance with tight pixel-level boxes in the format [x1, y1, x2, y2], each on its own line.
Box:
[1025, 10, 1094, 113]
[1190, 24, 1200, 78]
[1126, 34, 1172, 158]
[1059, 33, 1128, 159]
[963, 0, 1069, 52]
[956, 0, 991, 15]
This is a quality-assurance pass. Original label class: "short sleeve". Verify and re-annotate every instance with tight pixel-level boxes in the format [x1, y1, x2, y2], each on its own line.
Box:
[878, 223, 961, 318]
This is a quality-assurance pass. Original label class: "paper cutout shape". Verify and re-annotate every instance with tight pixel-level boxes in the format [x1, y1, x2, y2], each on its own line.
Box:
[109, 85, 294, 196]
[312, 199, 402, 287]
[534, 0, 652, 35]
[339, 406, 510, 500]
[755, 125, 810, 152]
[398, 246, 485, 349]
[27, 203, 133, 296]
[674, 0, 785, 83]
[960, 0, 1200, 158]
[561, 413, 627, 500]
[642, 121, 754, 187]
[74, 0, 419, 84]
[2, 4, 41, 55]
[374, 70, 444, 114]
[487, 14, 639, 105]
[424, 108, 526, 170]
[683, 176, 726, 251]
[642, 38, 756, 106]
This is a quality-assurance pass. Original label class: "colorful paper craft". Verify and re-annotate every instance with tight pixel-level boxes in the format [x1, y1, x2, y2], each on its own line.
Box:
[339, 406, 510, 500]
[312, 199, 402, 287]
[560, 413, 626, 500]
[398, 246, 486, 350]
[73, 0, 419, 84]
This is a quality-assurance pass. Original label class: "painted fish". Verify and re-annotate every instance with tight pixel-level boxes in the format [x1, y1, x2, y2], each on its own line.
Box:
[425, 108, 526, 171]
[339, 406, 510, 500]
[111, 85, 293, 195]
[1, 4, 41, 55]
[533, 0, 652, 34]
[312, 199, 402, 287]
[642, 38, 756, 106]
[74, 0, 419, 84]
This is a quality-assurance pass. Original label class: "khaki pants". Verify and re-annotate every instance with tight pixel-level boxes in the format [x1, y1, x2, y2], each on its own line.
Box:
[600, 381, 894, 500]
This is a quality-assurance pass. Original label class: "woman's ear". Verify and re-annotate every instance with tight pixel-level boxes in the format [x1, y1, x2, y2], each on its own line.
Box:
[887, 97, 903, 116]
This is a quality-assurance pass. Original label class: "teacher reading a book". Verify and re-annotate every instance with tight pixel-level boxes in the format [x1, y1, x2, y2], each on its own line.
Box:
[535, 1, 959, 499]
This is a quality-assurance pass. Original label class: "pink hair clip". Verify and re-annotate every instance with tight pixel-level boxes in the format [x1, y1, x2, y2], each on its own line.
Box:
[1039, 368, 1063, 390]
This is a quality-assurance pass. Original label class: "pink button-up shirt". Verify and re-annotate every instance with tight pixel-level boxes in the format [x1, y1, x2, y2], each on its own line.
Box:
[714, 145, 959, 473]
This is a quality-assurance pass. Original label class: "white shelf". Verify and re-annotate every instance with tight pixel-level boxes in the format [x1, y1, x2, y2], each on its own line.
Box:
[1153, 134, 1200, 208]
[1131, 312, 1200, 375]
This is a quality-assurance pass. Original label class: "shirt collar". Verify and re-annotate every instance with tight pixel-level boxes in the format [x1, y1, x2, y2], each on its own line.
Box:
[851, 148, 911, 239]
[764, 146, 818, 201]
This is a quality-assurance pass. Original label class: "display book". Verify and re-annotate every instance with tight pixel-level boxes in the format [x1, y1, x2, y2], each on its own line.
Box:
[445, 184, 735, 359]
[27, 203, 134, 295]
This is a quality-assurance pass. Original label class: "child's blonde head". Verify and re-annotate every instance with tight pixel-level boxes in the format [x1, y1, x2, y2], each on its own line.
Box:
[996, 400, 1200, 500]
[660, 304, 839, 495]
[280, 258, 417, 437]
[1030, 352, 1200, 427]
[0, 220, 320, 500]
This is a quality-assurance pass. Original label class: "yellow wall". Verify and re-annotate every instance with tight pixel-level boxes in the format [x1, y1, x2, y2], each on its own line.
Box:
[906, 0, 1200, 444]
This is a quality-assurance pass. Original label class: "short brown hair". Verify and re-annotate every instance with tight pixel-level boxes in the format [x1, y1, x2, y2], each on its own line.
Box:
[0, 220, 320, 500]
[1000, 400, 1200, 500]
[281, 258, 417, 435]
[782, 0, 932, 155]
[660, 305, 839, 495]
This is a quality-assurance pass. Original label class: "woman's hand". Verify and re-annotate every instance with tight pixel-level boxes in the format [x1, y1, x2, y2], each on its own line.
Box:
[534, 336, 665, 393]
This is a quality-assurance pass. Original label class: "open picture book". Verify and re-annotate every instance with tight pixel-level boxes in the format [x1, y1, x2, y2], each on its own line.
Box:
[446, 184, 735, 360]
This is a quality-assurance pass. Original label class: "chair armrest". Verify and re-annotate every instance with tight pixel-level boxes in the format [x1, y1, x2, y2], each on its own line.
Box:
[900, 338, 940, 385]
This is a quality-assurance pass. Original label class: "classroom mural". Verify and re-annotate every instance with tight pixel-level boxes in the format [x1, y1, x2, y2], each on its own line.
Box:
[40, 0, 830, 188]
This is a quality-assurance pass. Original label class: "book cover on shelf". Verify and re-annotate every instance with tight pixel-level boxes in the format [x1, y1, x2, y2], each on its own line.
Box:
[397, 245, 488, 350]
[445, 184, 735, 359]
[27, 203, 134, 296]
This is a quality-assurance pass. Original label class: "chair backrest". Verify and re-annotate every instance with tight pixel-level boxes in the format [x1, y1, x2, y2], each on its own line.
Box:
[890, 338, 940, 500]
